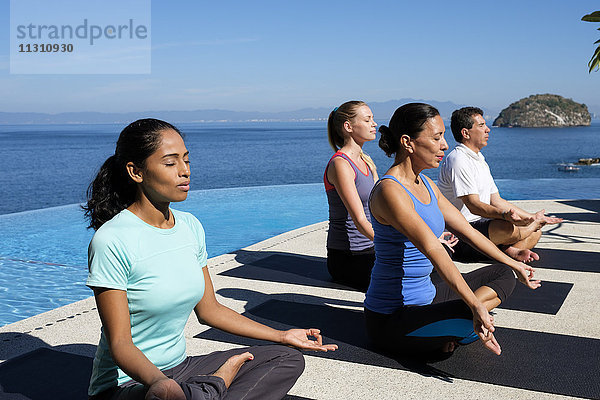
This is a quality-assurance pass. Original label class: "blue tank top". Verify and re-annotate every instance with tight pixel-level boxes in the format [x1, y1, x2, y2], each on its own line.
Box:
[364, 174, 445, 313]
[324, 151, 375, 251]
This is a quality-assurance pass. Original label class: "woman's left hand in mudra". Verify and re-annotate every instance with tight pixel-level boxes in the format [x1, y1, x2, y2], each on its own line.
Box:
[281, 328, 338, 352]
[515, 263, 541, 290]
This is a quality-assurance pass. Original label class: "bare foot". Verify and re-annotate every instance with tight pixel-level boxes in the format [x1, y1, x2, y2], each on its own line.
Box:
[441, 341, 457, 353]
[212, 352, 254, 388]
[145, 378, 186, 400]
[504, 246, 539, 263]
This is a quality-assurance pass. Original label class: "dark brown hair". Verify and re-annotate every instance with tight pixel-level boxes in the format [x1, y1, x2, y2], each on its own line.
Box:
[379, 103, 440, 157]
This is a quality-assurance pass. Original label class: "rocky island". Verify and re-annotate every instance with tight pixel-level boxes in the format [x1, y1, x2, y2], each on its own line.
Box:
[493, 94, 591, 128]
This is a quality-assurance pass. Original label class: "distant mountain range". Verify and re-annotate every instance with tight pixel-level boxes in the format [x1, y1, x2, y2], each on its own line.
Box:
[0, 99, 501, 125]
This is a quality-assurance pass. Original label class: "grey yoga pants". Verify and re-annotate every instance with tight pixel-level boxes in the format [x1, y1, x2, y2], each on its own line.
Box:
[90, 345, 305, 400]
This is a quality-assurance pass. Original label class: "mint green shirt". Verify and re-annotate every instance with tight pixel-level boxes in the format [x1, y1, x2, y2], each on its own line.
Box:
[86, 209, 207, 395]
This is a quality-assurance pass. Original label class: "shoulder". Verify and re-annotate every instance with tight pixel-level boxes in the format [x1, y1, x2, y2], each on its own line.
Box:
[90, 211, 136, 250]
[441, 148, 475, 181]
[172, 208, 198, 224]
[329, 154, 355, 172]
[370, 178, 419, 226]
[327, 154, 357, 184]
[479, 152, 491, 166]
[422, 175, 442, 198]
[372, 177, 412, 208]
[444, 146, 468, 166]
[172, 209, 206, 238]
[87, 212, 137, 279]
[422, 174, 437, 188]
[172, 209, 201, 228]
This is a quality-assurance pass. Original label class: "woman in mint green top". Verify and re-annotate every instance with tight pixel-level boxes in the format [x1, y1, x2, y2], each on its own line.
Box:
[83, 119, 337, 400]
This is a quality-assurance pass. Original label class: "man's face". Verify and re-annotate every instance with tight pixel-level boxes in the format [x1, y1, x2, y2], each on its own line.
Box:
[463, 114, 490, 151]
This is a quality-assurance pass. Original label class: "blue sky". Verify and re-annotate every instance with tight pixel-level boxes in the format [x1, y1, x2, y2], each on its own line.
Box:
[1, 1, 599, 114]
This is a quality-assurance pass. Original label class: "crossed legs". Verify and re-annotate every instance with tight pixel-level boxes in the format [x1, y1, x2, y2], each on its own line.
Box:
[365, 265, 516, 361]
[488, 218, 544, 249]
[96, 345, 305, 400]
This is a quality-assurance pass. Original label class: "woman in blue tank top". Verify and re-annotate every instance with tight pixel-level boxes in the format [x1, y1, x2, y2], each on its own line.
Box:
[324, 101, 379, 291]
[365, 104, 541, 361]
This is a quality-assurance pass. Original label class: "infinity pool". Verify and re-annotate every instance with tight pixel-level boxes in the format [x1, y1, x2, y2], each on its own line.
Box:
[0, 184, 328, 326]
[1, 179, 600, 326]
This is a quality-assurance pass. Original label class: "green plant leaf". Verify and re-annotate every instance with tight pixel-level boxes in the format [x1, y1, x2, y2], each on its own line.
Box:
[589, 57, 600, 72]
[582, 11, 600, 72]
[589, 46, 600, 72]
[582, 11, 600, 22]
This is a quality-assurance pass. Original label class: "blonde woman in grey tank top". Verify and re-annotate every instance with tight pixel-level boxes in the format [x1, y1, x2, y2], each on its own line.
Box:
[324, 101, 378, 291]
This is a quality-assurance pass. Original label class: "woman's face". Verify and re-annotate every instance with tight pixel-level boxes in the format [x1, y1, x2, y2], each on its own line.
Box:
[346, 105, 377, 145]
[410, 115, 448, 169]
[137, 128, 191, 204]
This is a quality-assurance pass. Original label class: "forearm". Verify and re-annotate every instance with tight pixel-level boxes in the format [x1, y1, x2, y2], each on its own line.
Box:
[514, 206, 534, 219]
[491, 197, 532, 219]
[354, 216, 374, 241]
[109, 339, 166, 387]
[198, 302, 283, 343]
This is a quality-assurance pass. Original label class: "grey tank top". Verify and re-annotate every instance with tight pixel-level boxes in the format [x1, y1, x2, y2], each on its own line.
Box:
[324, 151, 375, 251]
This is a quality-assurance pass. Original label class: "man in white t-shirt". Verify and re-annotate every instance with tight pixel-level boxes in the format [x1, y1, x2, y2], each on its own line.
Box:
[438, 107, 562, 262]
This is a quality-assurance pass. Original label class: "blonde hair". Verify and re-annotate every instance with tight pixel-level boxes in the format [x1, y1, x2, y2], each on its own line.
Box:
[327, 100, 377, 173]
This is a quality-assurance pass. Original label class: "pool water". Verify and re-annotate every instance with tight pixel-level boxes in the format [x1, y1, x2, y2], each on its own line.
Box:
[0, 184, 327, 325]
[1, 179, 600, 326]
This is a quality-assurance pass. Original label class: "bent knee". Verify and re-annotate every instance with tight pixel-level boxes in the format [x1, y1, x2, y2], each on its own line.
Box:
[489, 220, 520, 244]
[269, 345, 305, 376]
[283, 348, 305, 383]
[488, 265, 516, 302]
[286, 347, 306, 371]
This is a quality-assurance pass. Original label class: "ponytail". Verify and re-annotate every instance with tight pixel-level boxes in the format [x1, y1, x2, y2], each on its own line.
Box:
[327, 110, 342, 151]
[82, 155, 136, 230]
[360, 151, 377, 174]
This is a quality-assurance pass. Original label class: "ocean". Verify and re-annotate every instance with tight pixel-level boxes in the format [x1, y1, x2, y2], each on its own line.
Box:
[1, 120, 599, 216]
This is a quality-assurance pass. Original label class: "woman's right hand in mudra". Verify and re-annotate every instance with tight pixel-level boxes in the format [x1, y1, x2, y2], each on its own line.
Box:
[281, 328, 339, 352]
[472, 303, 501, 356]
[515, 263, 541, 290]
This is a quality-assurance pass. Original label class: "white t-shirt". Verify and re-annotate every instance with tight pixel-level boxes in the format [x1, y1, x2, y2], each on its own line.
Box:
[438, 143, 498, 222]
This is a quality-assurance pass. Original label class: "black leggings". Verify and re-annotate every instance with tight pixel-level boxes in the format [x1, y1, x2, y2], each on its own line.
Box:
[90, 345, 304, 400]
[364, 264, 516, 361]
[327, 247, 375, 292]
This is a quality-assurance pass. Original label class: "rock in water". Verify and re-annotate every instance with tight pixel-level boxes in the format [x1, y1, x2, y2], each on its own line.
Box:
[493, 94, 591, 127]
